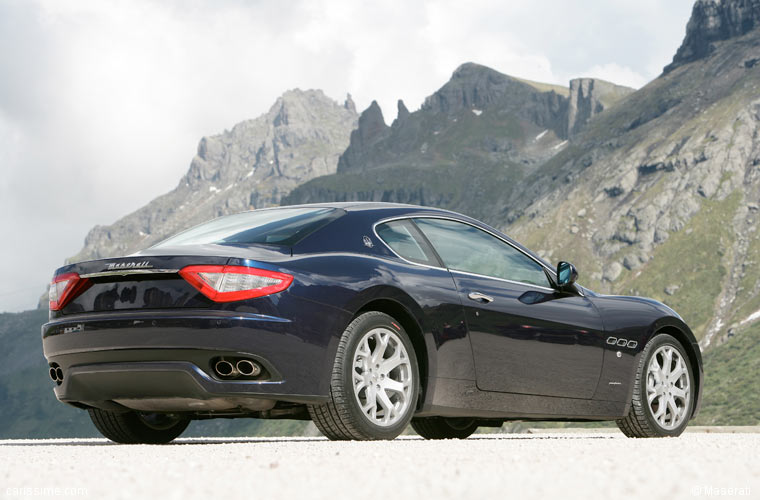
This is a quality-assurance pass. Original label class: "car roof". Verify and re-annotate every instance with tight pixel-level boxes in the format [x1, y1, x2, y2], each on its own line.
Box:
[219, 202, 555, 272]
[280, 201, 460, 216]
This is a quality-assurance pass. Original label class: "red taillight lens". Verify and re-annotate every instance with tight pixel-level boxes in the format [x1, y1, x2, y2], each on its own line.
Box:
[49, 272, 90, 311]
[179, 265, 293, 303]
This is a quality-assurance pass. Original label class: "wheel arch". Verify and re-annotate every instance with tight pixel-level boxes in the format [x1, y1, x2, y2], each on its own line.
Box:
[649, 319, 703, 419]
[348, 290, 433, 411]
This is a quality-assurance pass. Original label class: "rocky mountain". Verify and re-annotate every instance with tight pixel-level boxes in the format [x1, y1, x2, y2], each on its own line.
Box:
[13, 0, 760, 437]
[285, 64, 632, 225]
[566, 78, 633, 137]
[507, 0, 760, 348]
[665, 0, 760, 72]
[286, 0, 760, 350]
[68, 89, 357, 263]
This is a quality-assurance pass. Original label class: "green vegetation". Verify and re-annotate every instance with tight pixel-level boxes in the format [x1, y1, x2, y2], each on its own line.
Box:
[285, 160, 526, 228]
[730, 228, 760, 324]
[514, 76, 569, 97]
[694, 321, 760, 426]
[0, 310, 96, 438]
[431, 108, 526, 158]
[620, 192, 742, 338]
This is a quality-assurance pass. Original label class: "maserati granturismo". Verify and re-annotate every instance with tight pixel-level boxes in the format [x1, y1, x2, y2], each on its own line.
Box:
[42, 203, 702, 443]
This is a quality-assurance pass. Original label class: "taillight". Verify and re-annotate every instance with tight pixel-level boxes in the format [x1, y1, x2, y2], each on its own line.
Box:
[49, 272, 91, 311]
[179, 265, 293, 302]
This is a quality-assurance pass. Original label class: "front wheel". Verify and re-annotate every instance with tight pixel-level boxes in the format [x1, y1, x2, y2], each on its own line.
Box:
[616, 334, 695, 438]
[412, 417, 478, 439]
[88, 408, 190, 444]
[308, 311, 420, 440]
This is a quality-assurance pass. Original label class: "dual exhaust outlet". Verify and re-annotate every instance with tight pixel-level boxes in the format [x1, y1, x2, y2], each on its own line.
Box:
[49, 364, 64, 385]
[214, 358, 262, 379]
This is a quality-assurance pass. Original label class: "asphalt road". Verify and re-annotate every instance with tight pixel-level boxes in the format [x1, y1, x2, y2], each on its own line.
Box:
[1, 432, 757, 500]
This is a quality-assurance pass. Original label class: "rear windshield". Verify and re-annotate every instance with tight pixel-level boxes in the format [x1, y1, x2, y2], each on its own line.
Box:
[152, 207, 343, 248]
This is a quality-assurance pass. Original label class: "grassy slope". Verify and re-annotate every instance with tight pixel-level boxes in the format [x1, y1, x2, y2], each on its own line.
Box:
[514, 77, 570, 97]
[0, 309, 96, 438]
[694, 321, 760, 425]
[619, 193, 742, 338]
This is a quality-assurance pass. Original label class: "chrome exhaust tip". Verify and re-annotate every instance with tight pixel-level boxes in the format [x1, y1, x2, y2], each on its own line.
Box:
[55, 367, 63, 381]
[49, 367, 58, 381]
[214, 360, 236, 378]
[236, 359, 261, 377]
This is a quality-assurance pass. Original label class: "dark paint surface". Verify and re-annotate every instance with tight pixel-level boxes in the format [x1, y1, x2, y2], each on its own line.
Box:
[453, 274, 605, 399]
[42, 202, 702, 420]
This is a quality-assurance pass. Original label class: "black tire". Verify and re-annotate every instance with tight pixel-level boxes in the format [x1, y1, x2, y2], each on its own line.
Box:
[308, 311, 420, 440]
[616, 334, 695, 438]
[412, 417, 478, 439]
[88, 408, 190, 444]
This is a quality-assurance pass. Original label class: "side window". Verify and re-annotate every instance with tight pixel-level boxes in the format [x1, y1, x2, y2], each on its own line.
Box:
[376, 220, 438, 266]
[414, 218, 551, 288]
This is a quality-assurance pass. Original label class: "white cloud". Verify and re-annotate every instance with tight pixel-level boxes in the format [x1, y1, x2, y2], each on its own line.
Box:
[0, 0, 694, 311]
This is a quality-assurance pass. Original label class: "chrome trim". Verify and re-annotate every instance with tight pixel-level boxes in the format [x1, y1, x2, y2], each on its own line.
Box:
[372, 214, 566, 294]
[80, 269, 180, 279]
[606, 337, 638, 349]
[374, 214, 555, 274]
[450, 269, 556, 293]
[371, 221, 449, 272]
[468, 291, 494, 303]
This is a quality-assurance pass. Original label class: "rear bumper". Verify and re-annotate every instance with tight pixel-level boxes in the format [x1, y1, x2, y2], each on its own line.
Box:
[42, 308, 349, 412]
[55, 361, 323, 412]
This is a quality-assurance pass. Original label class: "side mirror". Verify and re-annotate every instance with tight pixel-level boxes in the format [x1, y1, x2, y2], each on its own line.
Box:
[556, 261, 578, 289]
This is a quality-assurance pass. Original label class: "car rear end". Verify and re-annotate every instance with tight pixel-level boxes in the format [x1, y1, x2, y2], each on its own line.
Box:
[42, 207, 352, 419]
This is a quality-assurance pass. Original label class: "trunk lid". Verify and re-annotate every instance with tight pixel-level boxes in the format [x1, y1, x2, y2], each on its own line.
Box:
[55, 244, 291, 314]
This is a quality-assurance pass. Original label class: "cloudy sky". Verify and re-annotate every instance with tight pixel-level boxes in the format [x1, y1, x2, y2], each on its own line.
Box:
[0, 0, 695, 312]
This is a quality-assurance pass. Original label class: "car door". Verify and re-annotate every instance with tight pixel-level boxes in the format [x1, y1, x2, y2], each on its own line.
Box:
[413, 217, 605, 399]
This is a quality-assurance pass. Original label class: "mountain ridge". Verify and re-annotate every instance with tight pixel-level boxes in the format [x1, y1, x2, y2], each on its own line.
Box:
[14, 0, 760, 437]
[285, 0, 760, 348]
[67, 89, 357, 264]
[665, 0, 760, 72]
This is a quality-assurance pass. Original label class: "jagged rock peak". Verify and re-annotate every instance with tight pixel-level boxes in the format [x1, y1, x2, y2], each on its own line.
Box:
[665, 0, 760, 72]
[268, 88, 349, 127]
[451, 61, 502, 78]
[358, 100, 388, 137]
[336, 101, 388, 173]
[396, 99, 410, 122]
[421, 62, 522, 114]
[567, 78, 635, 137]
[344, 93, 356, 113]
[67, 89, 357, 264]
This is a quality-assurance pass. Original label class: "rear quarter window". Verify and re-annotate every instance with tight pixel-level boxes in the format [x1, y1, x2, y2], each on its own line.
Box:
[153, 207, 344, 248]
[376, 220, 438, 266]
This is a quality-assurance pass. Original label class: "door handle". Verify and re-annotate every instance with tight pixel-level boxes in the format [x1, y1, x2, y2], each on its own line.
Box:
[468, 291, 494, 303]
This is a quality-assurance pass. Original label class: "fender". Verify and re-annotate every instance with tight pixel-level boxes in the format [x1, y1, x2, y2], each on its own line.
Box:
[344, 285, 437, 400]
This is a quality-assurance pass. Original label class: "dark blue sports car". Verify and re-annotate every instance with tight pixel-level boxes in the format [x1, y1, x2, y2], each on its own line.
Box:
[42, 203, 702, 442]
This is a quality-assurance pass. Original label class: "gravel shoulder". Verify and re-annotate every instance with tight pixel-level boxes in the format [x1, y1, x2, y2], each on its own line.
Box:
[1, 433, 758, 500]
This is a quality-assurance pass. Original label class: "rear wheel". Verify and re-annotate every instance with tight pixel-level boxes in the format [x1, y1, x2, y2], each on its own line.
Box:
[88, 408, 190, 444]
[412, 417, 478, 439]
[308, 311, 419, 440]
[616, 334, 694, 438]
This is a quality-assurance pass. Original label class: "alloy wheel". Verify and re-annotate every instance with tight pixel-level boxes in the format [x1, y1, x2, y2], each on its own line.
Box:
[646, 345, 691, 430]
[352, 327, 413, 427]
